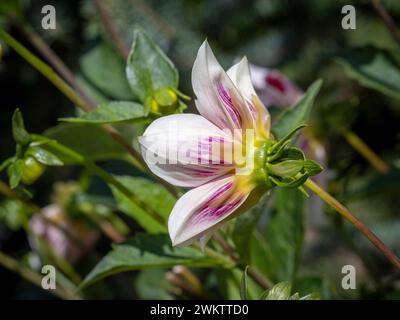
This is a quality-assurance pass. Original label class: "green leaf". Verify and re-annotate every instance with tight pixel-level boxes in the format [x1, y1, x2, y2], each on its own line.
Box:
[80, 43, 135, 100]
[7, 160, 22, 189]
[336, 46, 400, 100]
[240, 266, 249, 300]
[262, 282, 292, 300]
[126, 27, 179, 102]
[60, 101, 148, 124]
[293, 276, 330, 299]
[135, 269, 173, 299]
[80, 233, 220, 288]
[0, 157, 14, 173]
[272, 79, 322, 139]
[26, 146, 63, 166]
[110, 176, 175, 233]
[43, 123, 127, 164]
[232, 197, 265, 263]
[0, 199, 33, 231]
[251, 188, 304, 282]
[12, 109, 30, 145]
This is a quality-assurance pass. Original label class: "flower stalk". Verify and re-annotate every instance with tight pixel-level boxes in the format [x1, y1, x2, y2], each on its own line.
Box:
[304, 178, 400, 269]
[0, 251, 80, 300]
[0, 27, 179, 197]
[339, 127, 389, 174]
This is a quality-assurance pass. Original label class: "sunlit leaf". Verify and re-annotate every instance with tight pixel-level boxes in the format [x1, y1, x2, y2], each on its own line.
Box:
[272, 79, 322, 139]
[60, 101, 148, 124]
[126, 27, 179, 102]
[80, 233, 220, 288]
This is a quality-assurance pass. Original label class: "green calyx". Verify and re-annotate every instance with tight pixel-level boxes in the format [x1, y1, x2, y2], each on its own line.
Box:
[257, 124, 323, 190]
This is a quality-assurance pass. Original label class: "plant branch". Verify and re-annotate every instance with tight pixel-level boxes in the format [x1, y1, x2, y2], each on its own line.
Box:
[339, 128, 389, 174]
[371, 0, 400, 45]
[94, 0, 130, 59]
[305, 178, 400, 269]
[32, 135, 166, 227]
[0, 27, 179, 197]
[129, 0, 175, 42]
[0, 251, 80, 300]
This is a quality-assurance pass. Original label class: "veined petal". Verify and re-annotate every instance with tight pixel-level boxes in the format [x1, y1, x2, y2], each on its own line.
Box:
[168, 176, 251, 246]
[139, 114, 235, 187]
[227, 58, 271, 139]
[192, 40, 254, 131]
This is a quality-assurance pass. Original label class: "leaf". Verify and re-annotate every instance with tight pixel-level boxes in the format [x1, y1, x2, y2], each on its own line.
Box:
[43, 123, 127, 164]
[272, 79, 322, 139]
[0, 157, 14, 173]
[110, 176, 175, 233]
[7, 160, 22, 189]
[240, 266, 249, 300]
[293, 276, 330, 300]
[126, 27, 179, 102]
[0, 199, 33, 231]
[80, 233, 219, 288]
[135, 269, 173, 299]
[232, 196, 265, 262]
[336, 46, 400, 100]
[60, 101, 148, 124]
[12, 109, 30, 145]
[80, 43, 135, 100]
[251, 188, 304, 282]
[262, 282, 292, 300]
[26, 146, 63, 166]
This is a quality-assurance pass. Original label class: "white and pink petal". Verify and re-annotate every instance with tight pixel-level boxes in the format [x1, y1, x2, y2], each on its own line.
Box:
[192, 40, 254, 131]
[139, 114, 235, 188]
[168, 176, 250, 246]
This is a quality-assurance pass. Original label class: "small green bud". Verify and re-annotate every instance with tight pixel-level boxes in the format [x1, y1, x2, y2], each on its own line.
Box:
[20, 156, 46, 185]
[147, 88, 179, 115]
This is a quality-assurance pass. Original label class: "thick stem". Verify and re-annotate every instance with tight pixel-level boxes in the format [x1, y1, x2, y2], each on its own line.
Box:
[304, 178, 400, 269]
[339, 128, 389, 174]
[0, 251, 79, 300]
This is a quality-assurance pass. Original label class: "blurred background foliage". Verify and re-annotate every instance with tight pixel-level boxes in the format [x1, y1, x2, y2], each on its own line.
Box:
[0, 0, 400, 299]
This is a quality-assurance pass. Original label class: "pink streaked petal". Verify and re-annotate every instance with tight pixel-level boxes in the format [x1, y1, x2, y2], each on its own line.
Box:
[227, 58, 271, 138]
[192, 40, 254, 131]
[168, 176, 249, 246]
[139, 114, 235, 188]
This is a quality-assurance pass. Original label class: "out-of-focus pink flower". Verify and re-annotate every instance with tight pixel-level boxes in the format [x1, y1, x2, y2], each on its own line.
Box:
[29, 204, 98, 264]
[249, 63, 303, 107]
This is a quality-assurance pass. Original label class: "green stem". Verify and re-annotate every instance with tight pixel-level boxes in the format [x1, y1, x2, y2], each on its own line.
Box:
[0, 27, 178, 197]
[339, 128, 389, 174]
[304, 178, 400, 269]
[31, 134, 165, 226]
[0, 28, 88, 111]
[0, 251, 80, 300]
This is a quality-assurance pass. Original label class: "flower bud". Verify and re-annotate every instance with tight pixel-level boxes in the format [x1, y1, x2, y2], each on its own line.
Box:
[146, 88, 179, 115]
[20, 156, 46, 185]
